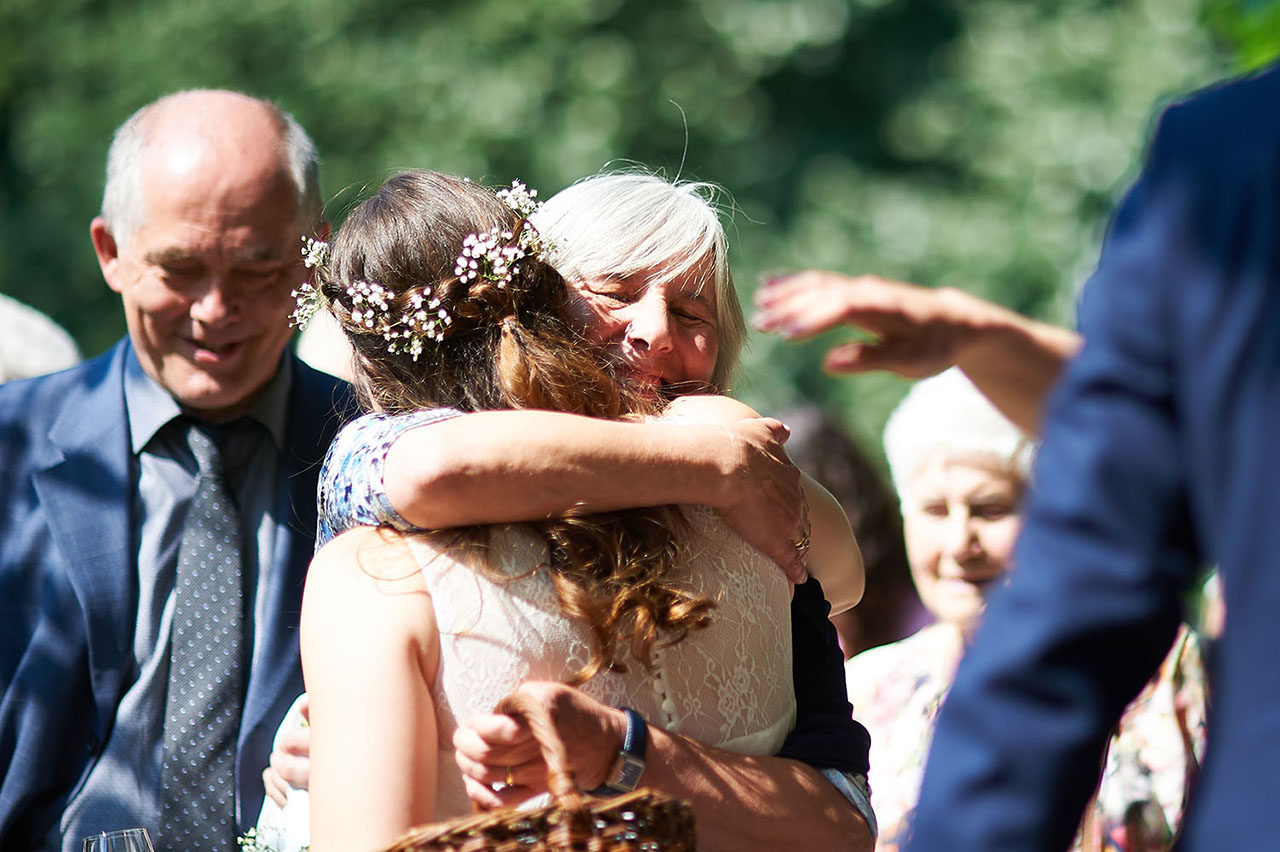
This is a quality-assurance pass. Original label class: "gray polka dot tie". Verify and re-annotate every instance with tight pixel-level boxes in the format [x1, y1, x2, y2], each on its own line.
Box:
[158, 420, 247, 851]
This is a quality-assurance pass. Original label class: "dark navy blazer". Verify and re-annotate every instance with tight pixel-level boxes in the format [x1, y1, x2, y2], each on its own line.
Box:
[908, 63, 1280, 850]
[0, 339, 356, 848]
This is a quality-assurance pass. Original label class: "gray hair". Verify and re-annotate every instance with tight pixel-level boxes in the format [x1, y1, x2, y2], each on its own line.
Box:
[100, 89, 322, 247]
[532, 172, 746, 391]
[883, 367, 1035, 503]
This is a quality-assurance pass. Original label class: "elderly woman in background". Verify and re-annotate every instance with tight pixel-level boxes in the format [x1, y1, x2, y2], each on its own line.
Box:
[846, 367, 1206, 852]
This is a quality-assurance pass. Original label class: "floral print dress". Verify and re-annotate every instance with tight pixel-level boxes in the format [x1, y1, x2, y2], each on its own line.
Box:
[846, 623, 1206, 852]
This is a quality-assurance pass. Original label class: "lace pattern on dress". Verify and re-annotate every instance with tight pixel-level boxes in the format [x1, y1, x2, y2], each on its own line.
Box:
[409, 506, 796, 819]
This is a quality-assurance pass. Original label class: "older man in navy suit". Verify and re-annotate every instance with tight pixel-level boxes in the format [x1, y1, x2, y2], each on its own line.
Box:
[901, 63, 1280, 849]
[0, 90, 355, 851]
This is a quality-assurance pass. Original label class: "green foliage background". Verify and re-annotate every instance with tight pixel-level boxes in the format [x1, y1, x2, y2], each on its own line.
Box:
[1, 0, 1275, 453]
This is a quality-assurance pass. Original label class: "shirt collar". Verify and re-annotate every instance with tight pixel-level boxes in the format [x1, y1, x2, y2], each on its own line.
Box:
[124, 346, 292, 454]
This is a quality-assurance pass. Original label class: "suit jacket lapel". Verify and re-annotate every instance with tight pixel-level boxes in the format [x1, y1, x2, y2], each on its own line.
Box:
[31, 342, 135, 725]
[239, 357, 354, 770]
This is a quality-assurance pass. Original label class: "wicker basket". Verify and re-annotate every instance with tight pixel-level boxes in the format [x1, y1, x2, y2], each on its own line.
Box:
[381, 692, 698, 852]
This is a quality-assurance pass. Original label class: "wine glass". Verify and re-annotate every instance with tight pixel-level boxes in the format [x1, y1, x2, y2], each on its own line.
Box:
[81, 828, 155, 852]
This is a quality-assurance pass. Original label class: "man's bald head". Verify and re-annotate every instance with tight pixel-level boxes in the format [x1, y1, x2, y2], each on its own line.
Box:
[100, 89, 321, 249]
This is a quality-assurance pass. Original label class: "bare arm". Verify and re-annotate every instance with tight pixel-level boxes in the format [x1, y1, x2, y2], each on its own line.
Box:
[454, 682, 873, 852]
[300, 529, 441, 852]
[752, 272, 1082, 434]
[382, 408, 811, 580]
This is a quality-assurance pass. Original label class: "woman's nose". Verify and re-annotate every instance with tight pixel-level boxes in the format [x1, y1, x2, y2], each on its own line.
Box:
[945, 511, 981, 560]
[624, 291, 674, 354]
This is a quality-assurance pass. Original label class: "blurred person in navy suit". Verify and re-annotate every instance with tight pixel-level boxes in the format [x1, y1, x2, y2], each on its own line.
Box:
[896, 64, 1280, 849]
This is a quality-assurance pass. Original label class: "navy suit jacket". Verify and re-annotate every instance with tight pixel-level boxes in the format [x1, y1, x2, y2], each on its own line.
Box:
[0, 339, 355, 847]
[909, 64, 1280, 850]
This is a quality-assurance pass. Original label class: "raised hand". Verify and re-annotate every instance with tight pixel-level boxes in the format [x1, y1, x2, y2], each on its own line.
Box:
[752, 271, 983, 379]
[753, 271, 1081, 434]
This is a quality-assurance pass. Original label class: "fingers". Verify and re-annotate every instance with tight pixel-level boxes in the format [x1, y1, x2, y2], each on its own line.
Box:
[277, 726, 311, 758]
[262, 766, 290, 809]
[756, 416, 792, 444]
[823, 341, 876, 374]
[452, 712, 542, 801]
[756, 485, 811, 584]
[753, 273, 858, 340]
[452, 713, 540, 768]
[824, 337, 951, 380]
[455, 751, 547, 794]
[462, 774, 539, 811]
[268, 744, 311, 791]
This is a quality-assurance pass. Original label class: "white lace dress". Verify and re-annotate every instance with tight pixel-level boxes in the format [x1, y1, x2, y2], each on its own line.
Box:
[256, 506, 795, 849]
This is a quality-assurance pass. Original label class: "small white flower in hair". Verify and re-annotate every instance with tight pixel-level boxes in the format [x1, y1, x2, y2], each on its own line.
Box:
[301, 236, 329, 270]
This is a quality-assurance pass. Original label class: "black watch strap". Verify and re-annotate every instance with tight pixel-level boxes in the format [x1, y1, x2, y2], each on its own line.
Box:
[592, 707, 647, 795]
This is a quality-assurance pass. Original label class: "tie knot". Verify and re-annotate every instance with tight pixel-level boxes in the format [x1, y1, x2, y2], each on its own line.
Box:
[184, 421, 224, 478]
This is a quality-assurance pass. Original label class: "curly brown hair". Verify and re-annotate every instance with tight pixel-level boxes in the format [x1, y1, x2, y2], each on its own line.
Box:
[317, 170, 714, 681]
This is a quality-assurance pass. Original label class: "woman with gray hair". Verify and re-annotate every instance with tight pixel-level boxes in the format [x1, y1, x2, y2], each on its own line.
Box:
[846, 368, 1205, 852]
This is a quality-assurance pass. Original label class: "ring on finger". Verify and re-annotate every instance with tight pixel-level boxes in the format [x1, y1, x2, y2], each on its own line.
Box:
[793, 527, 812, 553]
[505, 765, 516, 788]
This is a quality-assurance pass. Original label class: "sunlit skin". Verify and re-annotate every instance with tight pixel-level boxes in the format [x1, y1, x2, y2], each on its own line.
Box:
[901, 454, 1023, 641]
[90, 94, 309, 421]
[563, 259, 721, 397]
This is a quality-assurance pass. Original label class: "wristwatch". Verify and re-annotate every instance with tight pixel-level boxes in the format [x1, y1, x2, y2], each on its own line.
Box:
[592, 707, 647, 795]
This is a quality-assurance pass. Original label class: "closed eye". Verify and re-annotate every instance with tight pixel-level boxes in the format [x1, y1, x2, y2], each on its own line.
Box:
[585, 288, 634, 306]
[674, 306, 714, 325]
[238, 264, 286, 280]
[159, 263, 202, 280]
[971, 502, 1015, 521]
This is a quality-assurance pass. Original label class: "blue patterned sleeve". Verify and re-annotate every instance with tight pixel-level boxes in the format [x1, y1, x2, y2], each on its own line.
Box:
[316, 408, 464, 547]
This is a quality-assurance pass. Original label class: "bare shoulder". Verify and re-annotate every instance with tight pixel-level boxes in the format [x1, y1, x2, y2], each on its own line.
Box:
[309, 524, 430, 591]
[303, 527, 435, 649]
[663, 394, 762, 424]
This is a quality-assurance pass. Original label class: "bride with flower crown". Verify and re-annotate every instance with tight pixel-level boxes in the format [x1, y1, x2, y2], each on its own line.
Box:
[266, 170, 863, 852]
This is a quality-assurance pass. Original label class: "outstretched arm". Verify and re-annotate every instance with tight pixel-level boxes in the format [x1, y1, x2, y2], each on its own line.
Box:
[454, 681, 874, 852]
[752, 272, 1081, 434]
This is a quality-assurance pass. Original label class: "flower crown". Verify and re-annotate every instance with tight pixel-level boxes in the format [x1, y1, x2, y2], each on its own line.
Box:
[290, 180, 550, 361]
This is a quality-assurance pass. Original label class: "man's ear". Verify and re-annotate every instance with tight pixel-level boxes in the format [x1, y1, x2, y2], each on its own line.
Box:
[316, 220, 332, 242]
[90, 217, 124, 293]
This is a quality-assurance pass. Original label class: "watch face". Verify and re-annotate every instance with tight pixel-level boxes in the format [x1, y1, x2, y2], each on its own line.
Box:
[616, 755, 646, 790]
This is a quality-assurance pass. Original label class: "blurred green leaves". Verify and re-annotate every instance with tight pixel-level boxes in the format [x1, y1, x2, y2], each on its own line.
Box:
[1, 0, 1261, 450]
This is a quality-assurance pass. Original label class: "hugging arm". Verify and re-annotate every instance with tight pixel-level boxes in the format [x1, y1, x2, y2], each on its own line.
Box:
[753, 273, 1081, 435]
[327, 406, 811, 580]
